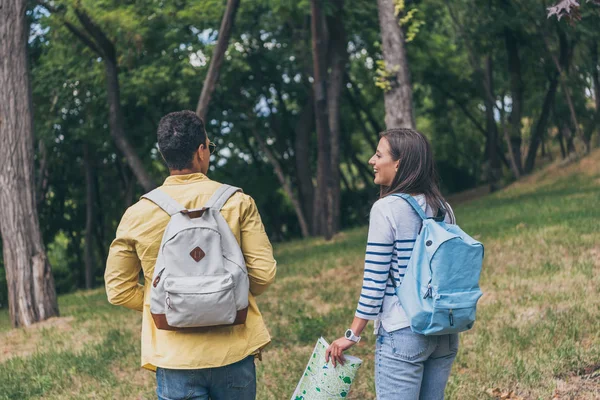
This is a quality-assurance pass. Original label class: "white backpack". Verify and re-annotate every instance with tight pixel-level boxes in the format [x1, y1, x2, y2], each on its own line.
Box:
[142, 184, 249, 330]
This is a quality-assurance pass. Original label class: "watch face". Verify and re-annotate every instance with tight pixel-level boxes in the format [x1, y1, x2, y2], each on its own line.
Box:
[345, 330, 351, 338]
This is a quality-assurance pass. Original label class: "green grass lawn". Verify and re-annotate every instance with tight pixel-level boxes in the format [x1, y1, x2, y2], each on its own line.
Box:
[1, 151, 599, 399]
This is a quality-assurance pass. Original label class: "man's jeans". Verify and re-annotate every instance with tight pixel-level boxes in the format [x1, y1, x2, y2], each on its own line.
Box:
[156, 355, 256, 400]
[375, 327, 458, 400]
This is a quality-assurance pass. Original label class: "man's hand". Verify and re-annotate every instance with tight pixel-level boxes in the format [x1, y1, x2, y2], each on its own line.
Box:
[325, 337, 356, 367]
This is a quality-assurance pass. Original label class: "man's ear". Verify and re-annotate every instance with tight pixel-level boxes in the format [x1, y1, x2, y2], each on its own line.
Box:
[197, 145, 205, 161]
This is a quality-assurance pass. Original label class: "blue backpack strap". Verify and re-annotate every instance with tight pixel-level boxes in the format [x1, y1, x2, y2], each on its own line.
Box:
[394, 193, 428, 221]
[142, 189, 186, 216]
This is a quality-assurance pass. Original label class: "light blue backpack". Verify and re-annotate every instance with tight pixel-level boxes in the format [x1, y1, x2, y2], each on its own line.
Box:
[392, 194, 484, 335]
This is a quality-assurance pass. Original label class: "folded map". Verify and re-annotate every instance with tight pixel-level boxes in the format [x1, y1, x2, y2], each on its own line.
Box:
[291, 337, 363, 400]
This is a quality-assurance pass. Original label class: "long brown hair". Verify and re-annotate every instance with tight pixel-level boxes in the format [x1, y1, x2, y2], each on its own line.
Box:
[379, 128, 450, 219]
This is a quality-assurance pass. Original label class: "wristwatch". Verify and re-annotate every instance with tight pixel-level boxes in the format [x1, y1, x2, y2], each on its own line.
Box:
[344, 328, 361, 343]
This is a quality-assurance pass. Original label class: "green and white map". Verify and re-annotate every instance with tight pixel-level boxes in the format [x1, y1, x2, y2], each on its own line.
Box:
[291, 337, 362, 400]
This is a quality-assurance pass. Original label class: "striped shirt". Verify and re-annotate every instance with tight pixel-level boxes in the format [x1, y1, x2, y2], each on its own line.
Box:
[355, 194, 454, 333]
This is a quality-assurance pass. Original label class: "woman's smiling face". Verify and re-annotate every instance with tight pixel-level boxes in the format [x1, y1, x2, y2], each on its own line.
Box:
[369, 137, 399, 187]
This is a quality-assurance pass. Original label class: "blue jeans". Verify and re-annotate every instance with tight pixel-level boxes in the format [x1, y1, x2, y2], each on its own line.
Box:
[375, 327, 458, 400]
[156, 355, 256, 400]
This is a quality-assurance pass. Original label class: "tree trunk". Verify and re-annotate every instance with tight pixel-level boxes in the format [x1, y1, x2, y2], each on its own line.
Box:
[252, 130, 310, 238]
[63, 8, 157, 192]
[311, 0, 333, 239]
[83, 144, 96, 289]
[557, 129, 567, 159]
[0, 0, 59, 327]
[541, 136, 546, 157]
[524, 76, 558, 174]
[504, 27, 524, 174]
[483, 57, 503, 189]
[294, 98, 315, 233]
[563, 125, 575, 155]
[36, 139, 50, 208]
[542, 25, 587, 153]
[326, 1, 347, 235]
[195, 0, 241, 121]
[591, 41, 600, 146]
[377, 0, 415, 129]
[103, 58, 156, 192]
[345, 83, 379, 151]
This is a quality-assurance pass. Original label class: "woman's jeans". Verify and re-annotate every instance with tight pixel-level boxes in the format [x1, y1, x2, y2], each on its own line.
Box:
[375, 326, 458, 400]
[156, 355, 256, 400]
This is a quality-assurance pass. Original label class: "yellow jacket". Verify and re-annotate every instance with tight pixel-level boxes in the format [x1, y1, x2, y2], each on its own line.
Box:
[105, 173, 276, 370]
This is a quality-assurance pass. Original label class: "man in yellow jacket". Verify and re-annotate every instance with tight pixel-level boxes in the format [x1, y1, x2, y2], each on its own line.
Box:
[105, 110, 276, 400]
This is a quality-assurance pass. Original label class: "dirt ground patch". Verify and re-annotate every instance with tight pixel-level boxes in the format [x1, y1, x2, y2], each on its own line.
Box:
[553, 365, 600, 400]
[0, 316, 74, 362]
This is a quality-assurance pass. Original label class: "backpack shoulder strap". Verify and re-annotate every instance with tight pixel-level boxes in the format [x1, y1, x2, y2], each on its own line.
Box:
[142, 189, 186, 216]
[204, 184, 242, 211]
[393, 193, 428, 221]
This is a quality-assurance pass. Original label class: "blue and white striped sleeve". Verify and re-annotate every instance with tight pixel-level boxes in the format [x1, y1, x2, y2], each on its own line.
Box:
[355, 201, 394, 320]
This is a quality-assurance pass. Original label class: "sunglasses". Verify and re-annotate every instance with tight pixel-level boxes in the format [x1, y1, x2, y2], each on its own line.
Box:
[207, 141, 217, 154]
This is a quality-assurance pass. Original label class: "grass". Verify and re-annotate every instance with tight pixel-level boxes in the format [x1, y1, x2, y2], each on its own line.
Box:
[1, 149, 599, 399]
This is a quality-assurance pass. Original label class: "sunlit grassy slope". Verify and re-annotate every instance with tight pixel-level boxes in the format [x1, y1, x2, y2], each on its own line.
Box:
[1, 149, 599, 399]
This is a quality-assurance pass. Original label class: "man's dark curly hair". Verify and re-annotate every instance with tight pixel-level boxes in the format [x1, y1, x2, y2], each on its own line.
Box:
[157, 110, 206, 170]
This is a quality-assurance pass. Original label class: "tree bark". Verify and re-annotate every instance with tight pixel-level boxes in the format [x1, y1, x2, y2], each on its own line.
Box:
[311, 0, 333, 239]
[195, 0, 241, 121]
[252, 130, 310, 238]
[83, 144, 96, 289]
[0, 0, 59, 327]
[504, 27, 524, 174]
[62, 8, 157, 192]
[326, 1, 347, 235]
[377, 0, 415, 129]
[524, 76, 559, 173]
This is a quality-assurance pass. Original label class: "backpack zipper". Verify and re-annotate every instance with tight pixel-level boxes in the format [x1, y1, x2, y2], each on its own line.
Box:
[423, 284, 432, 299]
[449, 309, 454, 326]
[153, 268, 165, 288]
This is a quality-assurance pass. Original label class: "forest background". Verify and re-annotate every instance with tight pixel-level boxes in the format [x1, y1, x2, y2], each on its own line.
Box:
[0, 0, 598, 327]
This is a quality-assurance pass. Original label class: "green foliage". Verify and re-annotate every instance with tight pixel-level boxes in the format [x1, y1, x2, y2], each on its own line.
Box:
[399, 9, 425, 43]
[374, 60, 398, 92]
[46, 232, 78, 294]
[0, 0, 595, 306]
[395, 1, 425, 43]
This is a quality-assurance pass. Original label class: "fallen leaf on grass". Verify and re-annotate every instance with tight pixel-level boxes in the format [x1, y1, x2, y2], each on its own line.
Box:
[486, 388, 525, 399]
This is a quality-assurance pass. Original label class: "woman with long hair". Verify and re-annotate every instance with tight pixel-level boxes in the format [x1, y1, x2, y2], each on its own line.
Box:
[326, 128, 458, 399]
